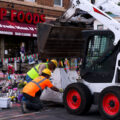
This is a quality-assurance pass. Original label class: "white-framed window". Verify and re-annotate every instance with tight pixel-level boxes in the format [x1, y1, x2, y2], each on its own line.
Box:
[97, 25, 103, 30]
[54, 0, 63, 7]
[24, 0, 35, 2]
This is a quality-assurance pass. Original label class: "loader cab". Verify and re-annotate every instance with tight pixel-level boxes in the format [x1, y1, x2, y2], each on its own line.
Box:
[81, 30, 119, 83]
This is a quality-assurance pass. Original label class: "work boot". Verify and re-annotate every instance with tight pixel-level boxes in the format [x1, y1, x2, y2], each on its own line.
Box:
[21, 101, 29, 113]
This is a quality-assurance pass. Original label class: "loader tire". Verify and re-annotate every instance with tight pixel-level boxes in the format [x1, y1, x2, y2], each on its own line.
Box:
[99, 86, 120, 120]
[63, 83, 92, 115]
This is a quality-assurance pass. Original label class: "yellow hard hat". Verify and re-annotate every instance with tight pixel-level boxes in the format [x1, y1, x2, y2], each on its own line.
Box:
[42, 68, 51, 76]
[51, 59, 57, 67]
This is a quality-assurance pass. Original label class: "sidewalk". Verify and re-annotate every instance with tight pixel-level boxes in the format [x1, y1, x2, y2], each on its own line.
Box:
[0, 103, 64, 120]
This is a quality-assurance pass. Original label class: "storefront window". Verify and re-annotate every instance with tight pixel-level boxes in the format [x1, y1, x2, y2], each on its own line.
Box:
[54, 0, 63, 7]
[4, 36, 37, 58]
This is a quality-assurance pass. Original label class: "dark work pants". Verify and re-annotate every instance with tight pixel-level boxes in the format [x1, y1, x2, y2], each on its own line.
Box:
[23, 92, 43, 111]
[35, 90, 42, 98]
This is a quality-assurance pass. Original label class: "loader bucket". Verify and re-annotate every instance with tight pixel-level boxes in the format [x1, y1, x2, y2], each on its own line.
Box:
[37, 23, 86, 58]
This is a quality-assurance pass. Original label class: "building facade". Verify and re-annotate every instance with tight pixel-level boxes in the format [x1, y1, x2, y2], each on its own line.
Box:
[94, 15, 120, 30]
[0, 0, 70, 59]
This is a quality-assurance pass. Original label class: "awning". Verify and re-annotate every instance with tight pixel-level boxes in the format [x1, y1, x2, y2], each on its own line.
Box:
[0, 20, 37, 37]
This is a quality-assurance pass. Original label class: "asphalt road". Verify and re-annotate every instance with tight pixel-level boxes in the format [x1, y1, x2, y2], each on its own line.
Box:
[31, 105, 102, 120]
[0, 104, 103, 120]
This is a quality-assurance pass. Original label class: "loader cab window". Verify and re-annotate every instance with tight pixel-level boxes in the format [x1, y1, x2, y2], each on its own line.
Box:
[85, 34, 114, 70]
[82, 32, 119, 83]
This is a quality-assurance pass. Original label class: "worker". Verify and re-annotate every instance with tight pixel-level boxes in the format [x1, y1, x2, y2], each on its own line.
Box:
[26, 59, 57, 83]
[22, 59, 57, 101]
[22, 68, 63, 113]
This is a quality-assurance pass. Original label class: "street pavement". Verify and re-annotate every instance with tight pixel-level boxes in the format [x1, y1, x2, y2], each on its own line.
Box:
[0, 103, 102, 120]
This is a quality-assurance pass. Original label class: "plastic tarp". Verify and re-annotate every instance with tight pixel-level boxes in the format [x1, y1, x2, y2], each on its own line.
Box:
[40, 68, 78, 103]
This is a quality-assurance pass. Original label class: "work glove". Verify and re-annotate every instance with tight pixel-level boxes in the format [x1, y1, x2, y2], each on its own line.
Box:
[59, 88, 64, 93]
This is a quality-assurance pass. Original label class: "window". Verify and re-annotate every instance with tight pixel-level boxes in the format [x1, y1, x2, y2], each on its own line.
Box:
[97, 25, 103, 30]
[24, 0, 35, 2]
[91, 0, 95, 4]
[118, 2, 120, 6]
[87, 0, 95, 3]
[85, 34, 114, 69]
[54, 0, 63, 7]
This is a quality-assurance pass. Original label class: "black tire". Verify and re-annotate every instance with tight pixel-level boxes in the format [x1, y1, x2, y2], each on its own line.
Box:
[63, 83, 92, 115]
[99, 86, 120, 120]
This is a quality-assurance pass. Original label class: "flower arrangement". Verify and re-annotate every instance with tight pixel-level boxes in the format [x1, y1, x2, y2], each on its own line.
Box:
[18, 80, 27, 89]
[9, 96, 15, 101]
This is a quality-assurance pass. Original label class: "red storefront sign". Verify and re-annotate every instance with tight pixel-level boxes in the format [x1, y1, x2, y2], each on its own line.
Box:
[0, 20, 37, 37]
[0, 8, 45, 24]
[0, 8, 49, 37]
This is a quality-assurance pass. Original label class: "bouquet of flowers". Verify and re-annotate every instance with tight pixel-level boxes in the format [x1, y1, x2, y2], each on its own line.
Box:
[18, 80, 27, 89]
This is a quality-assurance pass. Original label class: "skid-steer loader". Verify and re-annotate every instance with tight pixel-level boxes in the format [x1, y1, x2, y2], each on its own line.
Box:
[37, 0, 120, 119]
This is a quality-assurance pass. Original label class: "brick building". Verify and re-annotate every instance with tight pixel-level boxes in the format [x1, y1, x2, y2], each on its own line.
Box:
[0, 0, 70, 59]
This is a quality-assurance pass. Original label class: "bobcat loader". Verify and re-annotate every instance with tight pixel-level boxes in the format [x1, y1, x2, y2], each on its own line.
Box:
[37, 0, 120, 119]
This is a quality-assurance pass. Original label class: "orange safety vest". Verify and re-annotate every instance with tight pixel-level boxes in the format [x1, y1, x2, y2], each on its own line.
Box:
[23, 76, 53, 97]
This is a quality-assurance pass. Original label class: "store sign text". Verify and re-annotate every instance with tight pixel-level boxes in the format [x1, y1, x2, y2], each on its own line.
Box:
[0, 8, 45, 24]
